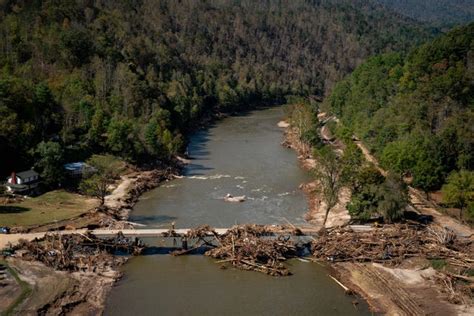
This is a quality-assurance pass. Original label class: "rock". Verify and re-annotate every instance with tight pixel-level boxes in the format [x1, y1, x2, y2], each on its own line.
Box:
[277, 121, 290, 128]
[224, 194, 246, 202]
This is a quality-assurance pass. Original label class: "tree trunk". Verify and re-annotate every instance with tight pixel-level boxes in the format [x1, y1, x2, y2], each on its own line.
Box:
[323, 206, 331, 226]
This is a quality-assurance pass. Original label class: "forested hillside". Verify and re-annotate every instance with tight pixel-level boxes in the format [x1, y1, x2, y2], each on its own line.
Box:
[0, 0, 434, 177]
[325, 23, 474, 193]
[377, 0, 474, 28]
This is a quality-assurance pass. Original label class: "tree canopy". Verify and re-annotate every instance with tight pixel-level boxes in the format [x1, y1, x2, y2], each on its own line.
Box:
[325, 23, 474, 193]
[0, 0, 435, 176]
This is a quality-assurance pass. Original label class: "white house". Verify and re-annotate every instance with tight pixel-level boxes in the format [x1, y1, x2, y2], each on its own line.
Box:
[6, 170, 40, 194]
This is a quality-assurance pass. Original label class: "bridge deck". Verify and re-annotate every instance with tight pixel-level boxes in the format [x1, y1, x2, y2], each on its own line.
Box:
[0, 225, 374, 249]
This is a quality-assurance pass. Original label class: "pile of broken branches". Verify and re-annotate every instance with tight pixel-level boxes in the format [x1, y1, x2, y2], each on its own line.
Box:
[312, 224, 473, 265]
[13, 232, 144, 272]
[313, 224, 474, 303]
[195, 224, 298, 276]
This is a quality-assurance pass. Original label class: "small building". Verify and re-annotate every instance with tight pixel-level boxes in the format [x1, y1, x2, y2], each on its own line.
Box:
[63, 162, 94, 178]
[5, 170, 41, 195]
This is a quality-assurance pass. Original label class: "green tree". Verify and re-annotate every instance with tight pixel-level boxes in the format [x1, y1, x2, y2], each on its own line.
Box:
[314, 147, 343, 226]
[79, 155, 125, 205]
[442, 170, 474, 221]
[33, 141, 65, 187]
[411, 155, 444, 197]
[33, 83, 61, 138]
[87, 108, 107, 148]
[144, 120, 161, 155]
[340, 142, 363, 186]
[380, 139, 416, 175]
[347, 184, 380, 221]
[347, 165, 385, 221]
[377, 175, 408, 223]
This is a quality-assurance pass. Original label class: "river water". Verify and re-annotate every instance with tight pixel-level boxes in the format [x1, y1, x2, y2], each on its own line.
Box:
[105, 107, 370, 315]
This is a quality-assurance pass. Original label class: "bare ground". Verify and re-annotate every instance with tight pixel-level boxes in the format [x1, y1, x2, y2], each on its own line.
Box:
[281, 121, 351, 229]
[4, 257, 121, 315]
[1, 167, 178, 315]
[334, 262, 474, 315]
[282, 115, 474, 315]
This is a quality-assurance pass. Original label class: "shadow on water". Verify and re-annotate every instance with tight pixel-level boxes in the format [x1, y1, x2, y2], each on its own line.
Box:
[128, 215, 177, 224]
[142, 245, 213, 255]
[0, 205, 31, 214]
[106, 106, 373, 316]
[185, 166, 214, 176]
[184, 128, 216, 176]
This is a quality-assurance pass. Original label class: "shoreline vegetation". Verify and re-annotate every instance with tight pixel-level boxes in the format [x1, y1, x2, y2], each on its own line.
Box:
[0, 1, 473, 315]
[2, 104, 474, 315]
[281, 104, 474, 314]
[1, 105, 473, 315]
[0, 163, 181, 314]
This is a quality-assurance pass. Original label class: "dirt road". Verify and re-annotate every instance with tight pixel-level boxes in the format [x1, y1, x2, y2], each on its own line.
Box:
[353, 139, 472, 238]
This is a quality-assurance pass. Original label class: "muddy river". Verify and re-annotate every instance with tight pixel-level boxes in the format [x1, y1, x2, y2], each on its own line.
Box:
[105, 107, 370, 315]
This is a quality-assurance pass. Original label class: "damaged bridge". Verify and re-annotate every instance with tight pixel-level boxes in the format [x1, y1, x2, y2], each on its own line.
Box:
[0, 225, 374, 249]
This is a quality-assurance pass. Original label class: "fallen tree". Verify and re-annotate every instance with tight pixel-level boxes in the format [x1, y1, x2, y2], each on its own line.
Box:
[167, 224, 300, 276]
[312, 224, 472, 264]
[312, 224, 474, 304]
[205, 225, 298, 276]
[12, 232, 144, 272]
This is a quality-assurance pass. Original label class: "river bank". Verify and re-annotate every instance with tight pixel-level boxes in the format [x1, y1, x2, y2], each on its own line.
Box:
[281, 116, 474, 315]
[3, 107, 472, 315]
[0, 164, 180, 314]
[1, 231, 145, 315]
[280, 121, 350, 228]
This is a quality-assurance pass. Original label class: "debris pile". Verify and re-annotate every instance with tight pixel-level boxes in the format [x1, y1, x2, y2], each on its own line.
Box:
[125, 168, 177, 207]
[204, 225, 298, 276]
[312, 224, 474, 304]
[312, 224, 473, 265]
[12, 232, 144, 272]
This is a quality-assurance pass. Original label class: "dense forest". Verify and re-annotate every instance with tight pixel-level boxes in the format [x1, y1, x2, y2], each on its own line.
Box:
[325, 23, 474, 194]
[377, 0, 474, 28]
[0, 0, 435, 178]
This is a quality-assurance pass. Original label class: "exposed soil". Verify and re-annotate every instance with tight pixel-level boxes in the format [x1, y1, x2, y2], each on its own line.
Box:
[1, 165, 179, 315]
[282, 115, 474, 315]
[1, 231, 144, 315]
[280, 120, 351, 229]
[0, 261, 23, 313]
[353, 135, 473, 238]
[335, 262, 467, 315]
[5, 257, 120, 315]
[9, 166, 180, 234]
[318, 224, 474, 315]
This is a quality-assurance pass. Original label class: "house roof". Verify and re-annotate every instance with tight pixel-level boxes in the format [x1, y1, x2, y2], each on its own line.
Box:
[64, 162, 86, 171]
[16, 170, 39, 179]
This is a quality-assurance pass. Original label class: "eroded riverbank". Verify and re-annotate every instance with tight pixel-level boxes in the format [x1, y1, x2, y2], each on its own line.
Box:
[104, 107, 371, 315]
[282, 111, 474, 315]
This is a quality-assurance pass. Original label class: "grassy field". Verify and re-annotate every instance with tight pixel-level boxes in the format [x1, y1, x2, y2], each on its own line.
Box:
[0, 190, 98, 227]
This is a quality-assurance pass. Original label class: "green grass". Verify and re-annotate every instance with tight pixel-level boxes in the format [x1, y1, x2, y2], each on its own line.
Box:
[0, 190, 98, 227]
[430, 259, 447, 270]
[0, 260, 32, 316]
